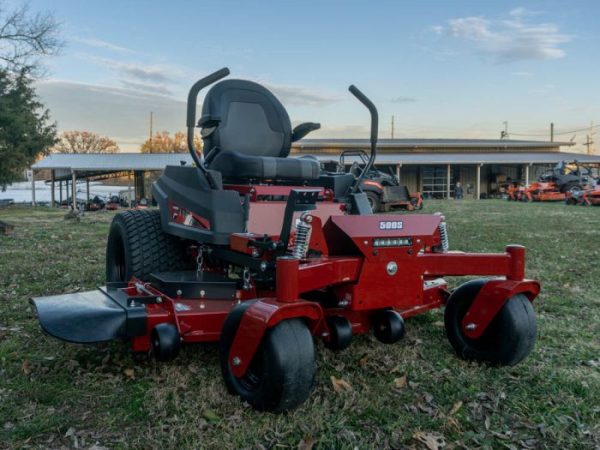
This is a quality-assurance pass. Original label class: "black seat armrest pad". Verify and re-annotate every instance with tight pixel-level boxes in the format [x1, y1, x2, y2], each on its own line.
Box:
[292, 122, 321, 142]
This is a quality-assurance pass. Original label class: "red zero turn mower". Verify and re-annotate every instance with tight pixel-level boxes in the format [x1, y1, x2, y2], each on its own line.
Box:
[31, 68, 540, 412]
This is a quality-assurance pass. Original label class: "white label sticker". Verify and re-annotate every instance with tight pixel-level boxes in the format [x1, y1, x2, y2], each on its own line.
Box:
[379, 220, 403, 230]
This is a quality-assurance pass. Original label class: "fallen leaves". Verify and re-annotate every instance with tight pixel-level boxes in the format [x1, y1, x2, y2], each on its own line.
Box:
[413, 431, 446, 449]
[448, 400, 462, 416]
[297, 435, 317, 450]
[393, 375, 408, 389]
[330, 375, 352, 393]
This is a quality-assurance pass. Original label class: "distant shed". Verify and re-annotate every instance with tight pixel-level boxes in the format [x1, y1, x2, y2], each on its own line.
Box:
[32, 153, 193, 208]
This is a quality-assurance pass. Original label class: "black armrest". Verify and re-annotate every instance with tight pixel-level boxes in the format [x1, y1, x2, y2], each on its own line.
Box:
[291, 122, 320, 142]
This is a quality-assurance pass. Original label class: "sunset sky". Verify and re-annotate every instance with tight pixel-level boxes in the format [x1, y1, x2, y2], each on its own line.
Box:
[20, 0, 600, 152]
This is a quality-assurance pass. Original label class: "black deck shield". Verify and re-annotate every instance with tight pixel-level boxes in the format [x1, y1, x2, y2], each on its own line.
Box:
[30, 284, 146, 344]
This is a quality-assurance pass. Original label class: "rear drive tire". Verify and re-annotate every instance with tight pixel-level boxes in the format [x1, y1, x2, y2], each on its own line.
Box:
[444, 279, 536, 366]
[106, 209, 190, 282]
[365, 191, 381, 213]
[219, 302, 316, 412]
[152, 323, 180, 362]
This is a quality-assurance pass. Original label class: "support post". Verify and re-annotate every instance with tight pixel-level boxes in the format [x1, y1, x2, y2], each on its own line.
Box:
[128, 171, 133, 208]
[86, 178, 90, 203]
[525, 164, 530, 186]
[447, 164, 451, 199]
[396, 164, 401, 183]
[476, 164, 481, 200]
[71, 171, 77, 210]
[31, 170, 36, 206]
[59, 180, 63, 204]
[50, 170, 55, 207]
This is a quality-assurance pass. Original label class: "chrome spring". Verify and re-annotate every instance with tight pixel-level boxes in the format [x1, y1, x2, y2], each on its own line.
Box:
[438, 221, 449, 252]
[291, 212, 312, 259]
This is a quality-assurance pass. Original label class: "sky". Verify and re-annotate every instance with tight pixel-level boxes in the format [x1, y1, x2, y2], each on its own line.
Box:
[15, 0, 600, 152]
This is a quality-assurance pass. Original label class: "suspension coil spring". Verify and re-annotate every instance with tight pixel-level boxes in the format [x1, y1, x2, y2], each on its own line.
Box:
[438, 221, 449, 252]
[291, 212, 312, 259]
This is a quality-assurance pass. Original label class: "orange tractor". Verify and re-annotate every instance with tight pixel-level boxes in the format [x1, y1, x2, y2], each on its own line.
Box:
[522, 161, 591, 202]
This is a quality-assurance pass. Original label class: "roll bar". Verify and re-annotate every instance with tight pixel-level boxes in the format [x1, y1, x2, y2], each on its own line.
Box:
[348, 85, 378, 194]
[186, 67, 230, 185]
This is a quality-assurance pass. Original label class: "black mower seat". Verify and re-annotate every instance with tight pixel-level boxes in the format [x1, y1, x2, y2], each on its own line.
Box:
[200, 79, 320, 181]
[209, 151, 320, 180]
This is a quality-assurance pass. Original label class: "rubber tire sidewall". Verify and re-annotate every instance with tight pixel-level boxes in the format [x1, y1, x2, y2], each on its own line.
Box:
[219, 302, 316, 412]
[444, 279, 537, 366]
[106, 209, 190, 282]
[323, 316, 353, 351]
[152, 323, 181, 362]
[365, 191, 382, 213]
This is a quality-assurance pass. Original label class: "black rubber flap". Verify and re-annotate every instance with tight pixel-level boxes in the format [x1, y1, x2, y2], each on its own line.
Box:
[30, 289, 128, 343]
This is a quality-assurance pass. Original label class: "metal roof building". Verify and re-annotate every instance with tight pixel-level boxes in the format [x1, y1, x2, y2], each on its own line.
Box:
[292, 138, 600, 199]
[293, 138, 574, 153]
[30, 138, 600, 206]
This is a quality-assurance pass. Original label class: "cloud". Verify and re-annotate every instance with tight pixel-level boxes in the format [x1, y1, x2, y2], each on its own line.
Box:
[265, 83, 341, 106]
[433, 9, 570, 62]
[390, 96, 416, 104]
[528, 83, 555, 94]
[74, 37, 134, 54]
[511, 71, 534, 77]
[120, 79, 173, 96]
[89, 56, 173, 83]
[36, 79, 185, 150]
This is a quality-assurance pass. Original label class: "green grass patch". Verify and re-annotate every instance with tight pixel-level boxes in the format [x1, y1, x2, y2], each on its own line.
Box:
[0, 202, 599, 448]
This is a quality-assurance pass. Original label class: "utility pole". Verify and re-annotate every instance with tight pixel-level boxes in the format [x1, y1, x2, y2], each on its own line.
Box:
[550, 122, 554, 142]
[588, 121, 596, 154]
[501, 121, 509, 139]
[391, 115, 395, 139]
[150, 111, 154, 139]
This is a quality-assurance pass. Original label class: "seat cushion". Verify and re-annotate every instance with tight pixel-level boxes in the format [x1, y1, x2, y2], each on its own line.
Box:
[209, 151, 320, 181]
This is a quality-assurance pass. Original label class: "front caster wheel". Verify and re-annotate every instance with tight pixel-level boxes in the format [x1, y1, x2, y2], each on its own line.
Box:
[219, 303, 316, 412]
[372, 310, 405, 344]
[444, 279, 537, 366]
[152, 323, 180, 362]
[323, 316, 352, 351]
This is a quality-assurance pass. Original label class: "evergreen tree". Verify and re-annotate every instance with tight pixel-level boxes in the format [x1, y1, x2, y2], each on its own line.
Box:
[0, 69, 57, 188]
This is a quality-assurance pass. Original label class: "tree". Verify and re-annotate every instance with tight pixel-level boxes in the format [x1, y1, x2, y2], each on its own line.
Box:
[52, 131, 120, 154]
[0, 68, 57, 188]
[0, 3, 62, 73]
[140, 131, 202, 153]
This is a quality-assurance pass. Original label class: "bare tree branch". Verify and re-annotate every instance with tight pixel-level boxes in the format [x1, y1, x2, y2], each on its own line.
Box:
[0, 2, 62, 73]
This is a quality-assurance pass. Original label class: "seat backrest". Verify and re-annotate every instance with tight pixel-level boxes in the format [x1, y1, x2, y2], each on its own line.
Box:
[200, 79, 292, 160]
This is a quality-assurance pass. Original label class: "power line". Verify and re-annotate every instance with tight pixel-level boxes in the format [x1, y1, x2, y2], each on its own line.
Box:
[509, 123, 600, 137]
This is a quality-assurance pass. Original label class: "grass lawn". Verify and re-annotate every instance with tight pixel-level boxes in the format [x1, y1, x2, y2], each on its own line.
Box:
[0, 201, 599, 449]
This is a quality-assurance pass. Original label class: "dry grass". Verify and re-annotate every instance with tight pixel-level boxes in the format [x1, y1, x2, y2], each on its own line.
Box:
[0, 201, 599, 449]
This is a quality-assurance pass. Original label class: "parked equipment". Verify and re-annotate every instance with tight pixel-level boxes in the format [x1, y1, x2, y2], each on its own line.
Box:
[566, 178, 600, 206]
[342, 150, 422, 212]
[317, 150, 422, 212]
[105, 195, 121, 211]
[523, 161, 591, 202]
[31, 68, 540, 412]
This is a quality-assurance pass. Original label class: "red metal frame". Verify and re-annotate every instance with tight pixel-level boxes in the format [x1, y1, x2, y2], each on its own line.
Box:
[126, 182, 540, 377]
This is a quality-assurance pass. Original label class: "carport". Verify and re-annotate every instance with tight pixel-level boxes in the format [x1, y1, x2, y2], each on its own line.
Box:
[31, 153, 193, 208]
